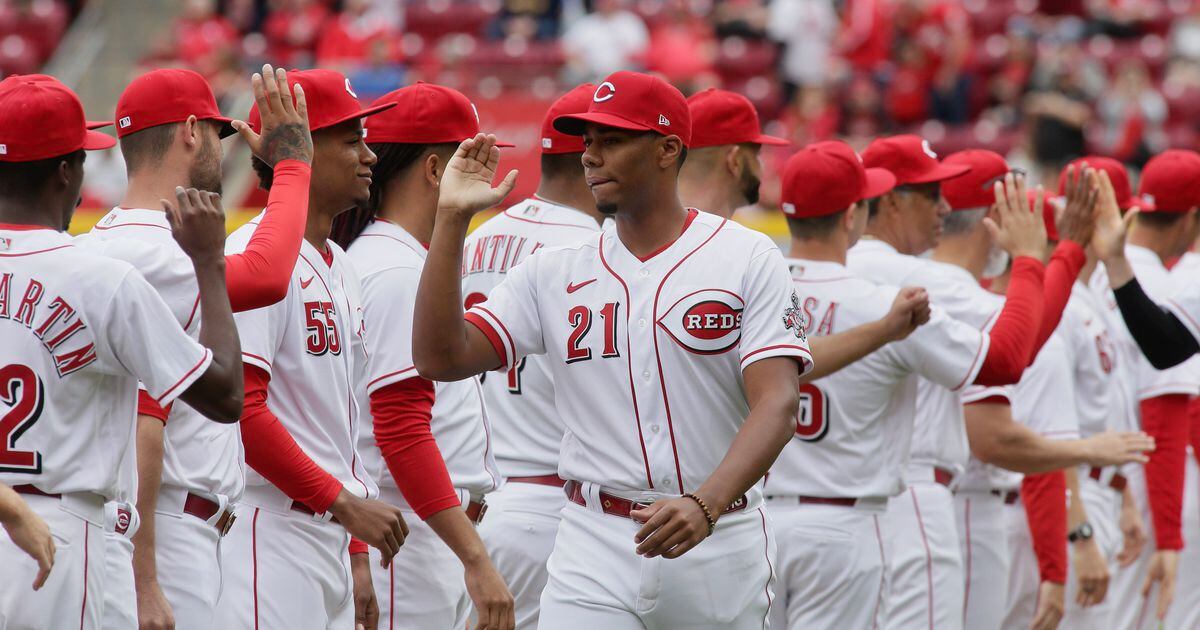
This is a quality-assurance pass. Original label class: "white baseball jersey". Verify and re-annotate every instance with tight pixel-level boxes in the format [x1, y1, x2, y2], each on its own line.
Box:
[766, 258, 989, 499]
[1059, 282, 1126, 438]
[847, 239, 1002, 477]
[465, 210, 812, 502]
[346, 219, 499, 499]
[0, 226, 211, 499]
[228, 217, 377, 501]
[461, 197, 602, 477]
[1166, 251, 1200, 352]
[77, 208, 245, 501]
[1091, 245, 1200, 401]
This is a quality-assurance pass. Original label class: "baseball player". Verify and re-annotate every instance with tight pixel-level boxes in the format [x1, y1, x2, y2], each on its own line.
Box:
[211, 69, 409, 630]
[1090, 150, 1200, 625]
[461, 83, 604, 629]
[329, 82, 514, 630]
[78, 65, 315, 630]
[846, 135, 1140, 629]
[677, 88, 788, 219]
[0, 74, 244, 629]
[413, 70, 813, 628]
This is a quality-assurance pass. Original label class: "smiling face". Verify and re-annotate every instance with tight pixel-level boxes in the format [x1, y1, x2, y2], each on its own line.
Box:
[311, 118, 377, 214]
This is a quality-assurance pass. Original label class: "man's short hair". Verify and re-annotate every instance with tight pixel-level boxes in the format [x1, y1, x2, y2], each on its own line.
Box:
[0, 150, 84, 202]
[119, 122, 178, 174]
[251, 155, 274, 190]
[540, 151, 584, 181]
[1137, 210, 1189, 228]
[785, 209, 846, 239]
[942, 206, 988, 236]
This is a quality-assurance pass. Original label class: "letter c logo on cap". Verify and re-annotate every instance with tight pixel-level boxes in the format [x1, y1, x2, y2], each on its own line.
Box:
[921, 139, 938, 159]
[593, 82, 616, 103]
[344, 78, 358, 98]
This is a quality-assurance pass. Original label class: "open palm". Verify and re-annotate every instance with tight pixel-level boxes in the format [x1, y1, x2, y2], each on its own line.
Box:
[1091, 170, 1137, 261]
[438, 133, 518, 215]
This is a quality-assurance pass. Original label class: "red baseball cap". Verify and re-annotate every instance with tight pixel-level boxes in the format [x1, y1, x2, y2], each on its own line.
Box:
[780, 141, 896, 218]
[1136, 150, 1200, 213]
[1030, 189, 1060, 241]
[1056, 156, 1141, 210]
[0, 74, 115, 162]
[364, 82, 513, 147]
[862, 135, 971, 186]
[941, 150, 1011, 211]
[248, 69, 394, 134]
[114, 69, 235, 139]
[686, 88, 788, 149]
[553, 71, 692, 146]
[541, 83, 594, 154]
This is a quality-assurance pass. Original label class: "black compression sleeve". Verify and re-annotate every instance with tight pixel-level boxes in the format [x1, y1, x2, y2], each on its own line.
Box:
[1112, 278, 1200, 369]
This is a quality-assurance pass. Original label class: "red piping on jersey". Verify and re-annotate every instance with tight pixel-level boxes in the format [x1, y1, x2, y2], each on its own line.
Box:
[252, 507, 261, 630]
[474, 305, 517, 366]
[465, 312, 509, 367]
[740, 344, 813, 369]
[389, 557, 395, 629]
[92, 221, 170, 232]
[337, 272, 370, 498]
[952, 333, 988, 391]
[598, 239, 655, 489]
[758, 508, 773, 627]
[910, 488, 935, 630]
[0, 244, 73, 257]
[962, 497, 972, 624]
[156, 348, 212, 404]
[650, 213, 726, 492]
[473, 377, 499, 490]
[1167, 298, 1200, 338]
[183, 293, 202, 331]
[634, 208, 699, 263]
[790, 276, 853, 283]
[242, 351, 271, 366]
[79, 525, 89, 630]
[359, 232, 425, 258]
[367, 366, 418, 391]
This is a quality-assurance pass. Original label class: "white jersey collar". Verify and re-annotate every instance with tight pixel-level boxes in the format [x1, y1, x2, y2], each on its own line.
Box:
[361, 218, 427, 260]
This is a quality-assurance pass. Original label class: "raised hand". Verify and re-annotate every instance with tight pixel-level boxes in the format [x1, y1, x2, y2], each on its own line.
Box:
[164, 187, 227, 263]
[437, 133, 518, 216]
[984, 173, 1048, 260]
[1057, 165, 1100, 245]
[1091, 170, 1139, 264]
[231, 64, 312, 166]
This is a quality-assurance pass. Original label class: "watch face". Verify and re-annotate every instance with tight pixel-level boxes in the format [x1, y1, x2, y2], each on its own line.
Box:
[1080, 523, 1093, 539]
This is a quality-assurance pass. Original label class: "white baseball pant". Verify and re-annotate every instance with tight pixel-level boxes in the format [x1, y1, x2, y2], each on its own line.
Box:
[101, 500, 139, 630]
[1000, 499, 1040, 629]
[539, 495, 775, 629]
[154, 487, 229, 630]
[369, 486, 469, 630]
[0, 492, 106, 630]
[476, 480, 565, 629]
[766, 498, 889, 630]
[954, 490, 1010, 630]
[883, 481, 964, 630]
[1163, 451, 1200, 630]
[1060, 469, 1121, 630]
[213, 496, 354, 630]
[1106, 464, 1157, 630]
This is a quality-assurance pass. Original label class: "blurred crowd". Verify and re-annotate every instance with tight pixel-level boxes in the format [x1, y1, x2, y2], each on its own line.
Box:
[8, 0, 1200, 212]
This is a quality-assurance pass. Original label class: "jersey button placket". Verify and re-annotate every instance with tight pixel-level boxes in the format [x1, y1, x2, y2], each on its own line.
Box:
[627, 265, 670, 493]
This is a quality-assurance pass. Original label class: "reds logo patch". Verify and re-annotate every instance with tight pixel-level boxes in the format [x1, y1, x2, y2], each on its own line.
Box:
[782, 292, 807, 342]
[658, 289, 744, 354]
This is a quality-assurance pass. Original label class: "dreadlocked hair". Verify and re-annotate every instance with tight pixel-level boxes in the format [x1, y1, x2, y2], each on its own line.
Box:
[330, 143, 436, 250]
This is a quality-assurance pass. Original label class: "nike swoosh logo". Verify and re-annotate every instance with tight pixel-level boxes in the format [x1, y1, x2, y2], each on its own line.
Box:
[566, 279, 596, 294]
[300, 276, 314, 289]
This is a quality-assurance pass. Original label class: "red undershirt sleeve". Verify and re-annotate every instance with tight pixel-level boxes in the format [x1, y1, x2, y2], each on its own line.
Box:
[369, 378, 462, 520]
[1021, 471, 1068, 584]
[1189, 397, 1200, 467]
[137, 390, 171, 424]
[1141, 394, 1189, 550]
[225, 160, 311, 312]
[974, 256, 1046, 385]
[240, 364, 343, 513]
[1031, 241, 1086, 363]
[349, 538, 368, 555]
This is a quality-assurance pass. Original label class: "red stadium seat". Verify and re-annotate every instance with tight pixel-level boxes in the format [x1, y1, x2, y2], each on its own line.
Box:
[404, 0, 499, 39]
[715, 37, 778, 82]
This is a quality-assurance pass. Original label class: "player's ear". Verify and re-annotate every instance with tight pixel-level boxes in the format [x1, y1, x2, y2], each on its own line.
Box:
[725, 145, 742, 177]
[182, 115, 200, 149]
[424, 151, 441, 188]
[659, 135, 684, 171]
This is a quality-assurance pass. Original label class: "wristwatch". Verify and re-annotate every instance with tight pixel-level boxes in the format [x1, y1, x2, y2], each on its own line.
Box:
[1068, 522, 1094, 543]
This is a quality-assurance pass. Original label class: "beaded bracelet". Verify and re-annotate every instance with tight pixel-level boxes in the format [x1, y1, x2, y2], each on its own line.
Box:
[683, 492, 716, 537]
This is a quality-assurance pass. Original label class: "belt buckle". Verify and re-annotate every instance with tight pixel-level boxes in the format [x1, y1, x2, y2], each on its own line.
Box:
[217, 510, 237, 537]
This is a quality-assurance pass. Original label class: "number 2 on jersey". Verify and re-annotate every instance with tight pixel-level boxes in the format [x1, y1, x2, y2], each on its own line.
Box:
[795, 382, 830, 442]
[0, 364, 44, 474]
[566, 302, 621, 363]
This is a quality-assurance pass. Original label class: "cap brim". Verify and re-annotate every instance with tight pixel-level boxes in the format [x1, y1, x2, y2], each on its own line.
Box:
[86, 120, 112, 130]
[315, 101, 398, 132]
[553, 112, 654, 136]
[82, 129, 117, 151]
[752, 133, 790, 147]
[907, 162, 972, 184]
[862, 168, 897, 200]
[206, 116, 237, 139]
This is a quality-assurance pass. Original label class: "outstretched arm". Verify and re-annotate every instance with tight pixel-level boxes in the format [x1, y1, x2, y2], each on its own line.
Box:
[802, 287, 930, 382]
[413, 134, 518, 381]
